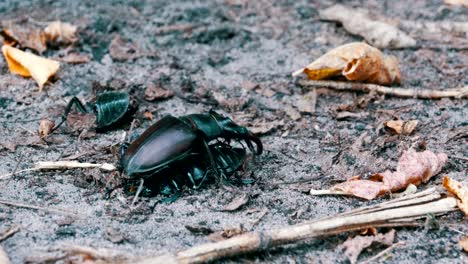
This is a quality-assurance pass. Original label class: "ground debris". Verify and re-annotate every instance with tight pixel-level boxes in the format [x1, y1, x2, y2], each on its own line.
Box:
[185, 224, 214, 235]
[109, 35, 144, 61]
[144, 83, 174, 101]
[293, 42, 400, 86]
[37, 118, 55, 138]
[1, 21, 46, 53]
[207, 225, 247, 242]
[319, 5, 416, 48]
[342, 229, 395, 264]
[385, 119, 419, 135]
[460, 236, 468, 252]
[44, 20, 77, 44]
[55, 52, 91, 64]
[323, 149, 448, 200]
[444, 0, 468, 7]
[220, 193, 249, 212]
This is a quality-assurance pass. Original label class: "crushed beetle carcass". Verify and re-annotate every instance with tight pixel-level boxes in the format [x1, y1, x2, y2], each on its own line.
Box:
[51, 91, 137, 133]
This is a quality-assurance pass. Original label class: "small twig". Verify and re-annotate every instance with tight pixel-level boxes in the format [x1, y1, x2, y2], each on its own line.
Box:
[0, 224, 20, 242]
[11, 151, 24, 179]
[359, 241, 406, 264]
[0, 161, 117, 180]
[447, 226, 468, 236]
[131, 179, 144, 208]
[0, 199, 82, 218]
[450, 155, 468, 162]
[310, 189, 349, 196]
[18, 125, 36, 135]
[134, 194, 458, 264]
[298, 80, 468, 99]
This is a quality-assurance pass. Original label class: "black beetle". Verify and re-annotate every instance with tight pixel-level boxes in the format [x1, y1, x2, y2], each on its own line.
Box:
[51, 91, 136, 133]
[125, 142, 247, 197]
[121, 111, 262, 182]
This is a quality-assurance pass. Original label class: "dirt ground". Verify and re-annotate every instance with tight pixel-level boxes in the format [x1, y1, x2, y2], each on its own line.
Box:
[0, 0, 467, 263]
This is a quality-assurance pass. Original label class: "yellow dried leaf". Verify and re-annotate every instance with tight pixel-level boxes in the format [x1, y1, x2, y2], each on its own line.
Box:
[443, 176, 468, 216]
[38, 119, 55, 138]
[2, 45, 60, 91]
[44, 21, 78, 44]
[385, 120, 419, 135]
[292, 42, 400, 85]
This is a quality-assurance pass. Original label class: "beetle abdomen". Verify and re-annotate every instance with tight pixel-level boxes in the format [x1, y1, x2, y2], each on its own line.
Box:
[94, 92, 130, 128]
[122, 115, 198, 177]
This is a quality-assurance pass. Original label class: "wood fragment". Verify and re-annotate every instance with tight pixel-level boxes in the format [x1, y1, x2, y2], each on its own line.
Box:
[134, 192, 457, 264]
[0, 160, 117, 180]
[298, 80, 468, 99]
[0, 199, 82, 218]
[0, 224, 20, 242]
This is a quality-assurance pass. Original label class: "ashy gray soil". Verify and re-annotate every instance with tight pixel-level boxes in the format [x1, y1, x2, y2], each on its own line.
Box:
[0, 0, 467, 263]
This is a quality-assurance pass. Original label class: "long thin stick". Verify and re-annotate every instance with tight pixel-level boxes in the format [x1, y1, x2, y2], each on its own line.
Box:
[0, 199, 82, 218]
[359, 241, 406, 264]
[298, 80, 468, 99]
[135, 197, 458, 264]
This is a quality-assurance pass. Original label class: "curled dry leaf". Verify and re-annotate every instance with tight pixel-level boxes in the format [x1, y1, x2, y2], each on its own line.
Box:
[221, 193, 249, 212]
[1, 22, 47, 53]
[44, 21, 78, 44]
[442, 176, 468, 216]
[38, 119, 55, 138]
[460, 236, 468, 252]
[144, 84, 174, 101]
[342, 229, 395, 264]
[292, 42, 400, 86]
[319, 5, 416, 48]
[385, 120, 419, 135]
[331, 149, 448, 200]
[2, 45, 60, 91]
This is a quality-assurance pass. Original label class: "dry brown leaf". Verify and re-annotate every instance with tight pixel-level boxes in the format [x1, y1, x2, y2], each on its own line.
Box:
[207, 225, 246, 242]
[144, 84, 174, 101]
[38, 119, 55, 138]
[57, 53, 91, 64]
[342, 229, 395, 264]
[292, 42, 400, 86]
[443, 176, 468, 215]
[284, 105, 301, 121]
[460, 236, 468, 252]
[297, 90, 317, 114]
[331, 149, 448, 200]
[319, 5, 416, 48]
[67, 112, 96, 131]
[44, 21, 77, 44]
[1, 22, 46, 53]
[143, 111, 154, 121]
[248, 120, 284, 135]
[109, 35, 142, 61]
[444, 0, 468, 7]
[385, 120, 419, 135]
[221, 193, 249, 212]
[2, 45, 60, 91]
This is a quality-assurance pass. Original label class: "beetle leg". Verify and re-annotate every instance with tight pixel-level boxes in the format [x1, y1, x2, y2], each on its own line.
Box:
[50, 97, 89, 133]
[203, 140, 223, 180]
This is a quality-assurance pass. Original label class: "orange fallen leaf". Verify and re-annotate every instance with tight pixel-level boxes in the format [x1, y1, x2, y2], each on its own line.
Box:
[44, 21, 78, 44]
[1, 22, 47, 53]
[460, 236, 468, 252]
[2, 45, 60, 91]
[385, 120, 419, 135]
[342, 229, 395, 264]
[331, 149, 448, 200]
[292, 42, 400, 86]
[442, 176, 468, 216]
